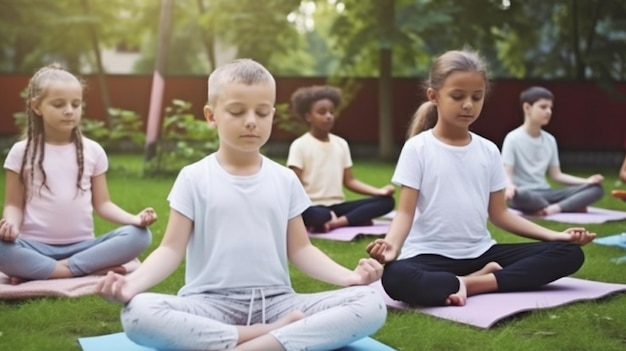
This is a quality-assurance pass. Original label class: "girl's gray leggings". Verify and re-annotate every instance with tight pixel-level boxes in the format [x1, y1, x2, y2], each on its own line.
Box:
[0, 225, 151, 279]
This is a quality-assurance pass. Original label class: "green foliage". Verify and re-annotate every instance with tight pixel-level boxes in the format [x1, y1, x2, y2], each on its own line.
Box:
[1, 0, 625, 80]
[79, 118, 109, 142]
[273, 102, 308, 137]
[198, 0, 302, 67]
[107, 108, 146, 147]
[145, 99, 219, 176]
[12, 111, 27, 137]
[0, 0, 139, 73]
[131, 0, 211, 75]
[325, 0, 626, 80]
[132, 0, 305, 74]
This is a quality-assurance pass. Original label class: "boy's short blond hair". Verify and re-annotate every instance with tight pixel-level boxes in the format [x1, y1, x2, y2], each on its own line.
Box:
[207, 58, 276, 107]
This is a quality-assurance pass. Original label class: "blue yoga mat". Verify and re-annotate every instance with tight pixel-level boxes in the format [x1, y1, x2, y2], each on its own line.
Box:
[78, 332, 396, 351]
[593, 234, 626, 264]
[593, 233, 626, 249]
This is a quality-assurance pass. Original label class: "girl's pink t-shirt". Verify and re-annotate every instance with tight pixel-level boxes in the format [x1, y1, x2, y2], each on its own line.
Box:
[3, 138, 108, 244]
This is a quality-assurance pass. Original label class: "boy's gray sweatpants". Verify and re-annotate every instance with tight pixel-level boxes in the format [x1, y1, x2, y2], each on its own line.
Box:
[509, 183, 604, 213]
[121, 285, 387, 351]
[0, 225, 151, 279]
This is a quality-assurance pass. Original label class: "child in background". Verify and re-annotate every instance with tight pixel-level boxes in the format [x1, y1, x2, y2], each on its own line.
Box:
[366, 49, 595, 307]
[501, 86, 604, 216]
[619, 143, 626, 183]
[611, 141, 626, 200]
[0, 64, 155, 284]
[97, 59, 386, 351]
[287, 85, 395, 233]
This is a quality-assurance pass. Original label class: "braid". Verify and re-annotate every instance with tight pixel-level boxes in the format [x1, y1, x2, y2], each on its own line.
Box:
[37, 131, 48, 194]
[19, 114, 34, 185]
[73, 128, 85, 193]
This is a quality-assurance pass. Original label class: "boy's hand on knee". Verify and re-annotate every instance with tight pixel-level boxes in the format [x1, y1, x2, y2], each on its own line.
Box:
[96, 271, 135, 304]
[349, 258, 383, 285]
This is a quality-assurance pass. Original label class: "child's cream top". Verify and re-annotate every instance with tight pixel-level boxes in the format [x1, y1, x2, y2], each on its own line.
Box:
[286, 132, 352, 206]
[4, 138, 108, 244]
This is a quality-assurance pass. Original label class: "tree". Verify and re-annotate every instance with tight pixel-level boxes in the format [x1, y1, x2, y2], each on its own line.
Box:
[0, 0, 138, 73]
[323, 0, 626, 158]
[129, 0, 211, 74]
[501, 0, 626, 80]
[198, 0, 302, 70]
[329, 0, 436, 159]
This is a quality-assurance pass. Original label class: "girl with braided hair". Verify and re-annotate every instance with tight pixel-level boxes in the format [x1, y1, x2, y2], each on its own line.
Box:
[0, 63, 156, 284]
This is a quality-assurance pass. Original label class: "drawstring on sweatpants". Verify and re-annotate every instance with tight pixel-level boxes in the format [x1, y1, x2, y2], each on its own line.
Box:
[246, 288, 267, 326]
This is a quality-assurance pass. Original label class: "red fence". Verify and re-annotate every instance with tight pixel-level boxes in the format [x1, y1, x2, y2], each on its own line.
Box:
[1, 74, 625, 149]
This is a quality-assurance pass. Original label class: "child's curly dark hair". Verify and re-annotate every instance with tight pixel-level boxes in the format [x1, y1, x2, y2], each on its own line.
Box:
[290, 85, 342, 120]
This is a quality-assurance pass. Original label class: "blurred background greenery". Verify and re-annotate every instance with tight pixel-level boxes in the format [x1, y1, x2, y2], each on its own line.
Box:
[1, 0, 625, 80]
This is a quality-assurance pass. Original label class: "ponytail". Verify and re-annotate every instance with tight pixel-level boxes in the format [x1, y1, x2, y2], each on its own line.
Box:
[407, 101, 437, 139]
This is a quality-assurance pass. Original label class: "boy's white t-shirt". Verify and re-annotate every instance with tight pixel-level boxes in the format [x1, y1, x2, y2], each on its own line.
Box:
[169, 154, 311, 296]
[392, 130, 506, 260]
[501, 126, 559, 191]
[286, 132, 352, 206]
[3, 138, 108, 244]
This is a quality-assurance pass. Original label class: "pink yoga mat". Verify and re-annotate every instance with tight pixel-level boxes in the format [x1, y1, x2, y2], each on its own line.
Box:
[371, 277, 626, 329]
[508, 207, 626, 224]
[308, 221, 390, 241]
[0, 259, 140, 299]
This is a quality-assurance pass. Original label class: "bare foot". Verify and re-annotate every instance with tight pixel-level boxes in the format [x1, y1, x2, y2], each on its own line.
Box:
[9, 276, 28, 285]
[312, 211, 339, 233]
[325, 211, 338, 230]
[234, 311, 306, 350]
[445, 277, 467, 306]
[310, 224, 330, 233]
[326, 211, 353, 231]
[530, 208, 547, 216]
[466, 262, 502, 277]
[272, 311, 306, 328]
[541, 204, 561, 216]
[92, 265, 127, 276]
[322, 222, 331, 233]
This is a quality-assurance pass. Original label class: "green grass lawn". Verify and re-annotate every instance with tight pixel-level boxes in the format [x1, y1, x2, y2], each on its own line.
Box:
[1, 154, 626, 351]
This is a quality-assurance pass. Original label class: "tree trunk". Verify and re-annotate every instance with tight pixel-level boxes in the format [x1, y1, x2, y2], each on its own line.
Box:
[144, 0, 174, 161]
[197, 0, 216, 72]
[570, 0, 585, 79]
[378, 0, 395, 160]
[82, 0, 113, 129]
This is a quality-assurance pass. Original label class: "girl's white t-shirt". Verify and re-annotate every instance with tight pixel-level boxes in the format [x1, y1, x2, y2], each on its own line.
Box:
[393, 130, 507, 260]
